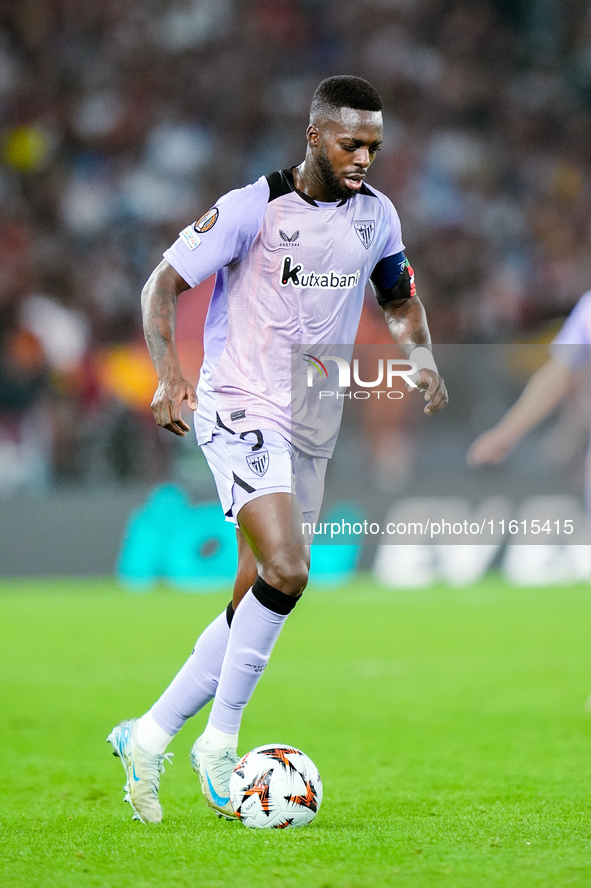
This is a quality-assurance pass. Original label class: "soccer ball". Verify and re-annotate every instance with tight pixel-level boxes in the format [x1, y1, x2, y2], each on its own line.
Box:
[229, 744, 323, 829]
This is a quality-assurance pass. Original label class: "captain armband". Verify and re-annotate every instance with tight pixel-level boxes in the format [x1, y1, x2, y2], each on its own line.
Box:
[370, 251, 416, 307]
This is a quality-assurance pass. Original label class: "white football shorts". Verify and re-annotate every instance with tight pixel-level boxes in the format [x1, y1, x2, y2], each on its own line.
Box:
[201, 424, 328, 529]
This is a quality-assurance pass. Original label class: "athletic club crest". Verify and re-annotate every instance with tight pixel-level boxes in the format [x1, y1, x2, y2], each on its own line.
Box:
[246, 450, 269, 477]
[354, 220, 375, 250]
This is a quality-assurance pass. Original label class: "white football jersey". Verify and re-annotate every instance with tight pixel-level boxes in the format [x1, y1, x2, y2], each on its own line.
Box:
[164, 168, 404, 456]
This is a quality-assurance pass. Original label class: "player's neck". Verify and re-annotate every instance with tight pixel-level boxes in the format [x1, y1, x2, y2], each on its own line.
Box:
[292, 161, 333, 202]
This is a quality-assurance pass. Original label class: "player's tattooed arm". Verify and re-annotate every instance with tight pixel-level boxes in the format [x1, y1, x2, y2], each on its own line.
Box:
[141, 259, 197, 436]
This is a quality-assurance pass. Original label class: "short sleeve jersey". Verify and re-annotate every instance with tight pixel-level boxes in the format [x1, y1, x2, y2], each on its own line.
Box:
[551, 290, 591, 369]
[164, 167, 404, 456]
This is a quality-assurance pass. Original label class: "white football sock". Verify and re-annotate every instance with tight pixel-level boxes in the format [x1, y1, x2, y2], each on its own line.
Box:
[208, 588, 290, 735]
[135, 711, 174, 756]
[200, 723, 239, 752]
[149, 607, 231, 734]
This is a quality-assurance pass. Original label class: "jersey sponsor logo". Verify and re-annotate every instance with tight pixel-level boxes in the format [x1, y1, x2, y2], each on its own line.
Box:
[246, 450, 269, 477]
[180, 225, 201, 250]
[279, 229, 300, 246]
[194, 207, 219, 233]
[354, 219, 375, 250]
[280, 255, 360, 289]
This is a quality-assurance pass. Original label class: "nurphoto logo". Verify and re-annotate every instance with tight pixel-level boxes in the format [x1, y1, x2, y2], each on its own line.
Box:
[303, 354, 418, 400]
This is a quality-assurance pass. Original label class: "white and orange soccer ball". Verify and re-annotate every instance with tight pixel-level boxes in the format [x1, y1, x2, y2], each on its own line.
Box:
[229, 744, 323, 829]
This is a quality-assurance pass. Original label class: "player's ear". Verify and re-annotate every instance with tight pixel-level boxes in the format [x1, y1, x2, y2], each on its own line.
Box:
[306, 125, 320, 148]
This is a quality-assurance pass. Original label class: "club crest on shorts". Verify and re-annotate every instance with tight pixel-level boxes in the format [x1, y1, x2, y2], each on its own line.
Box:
[246, 450, 269, 477]
[354, 220, 375, 249]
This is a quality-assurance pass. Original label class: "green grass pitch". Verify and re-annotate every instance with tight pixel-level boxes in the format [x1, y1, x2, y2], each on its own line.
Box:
[2, 574, 591, 887]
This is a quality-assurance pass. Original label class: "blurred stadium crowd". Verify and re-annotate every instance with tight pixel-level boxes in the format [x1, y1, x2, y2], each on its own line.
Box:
[2, 0, 591, 493]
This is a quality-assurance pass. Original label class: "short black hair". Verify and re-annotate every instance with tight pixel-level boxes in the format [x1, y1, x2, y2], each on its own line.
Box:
[310, 75, 382, 121]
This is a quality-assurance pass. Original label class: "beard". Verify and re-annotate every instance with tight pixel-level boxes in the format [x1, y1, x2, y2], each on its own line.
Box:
[316, 146, 356, 202]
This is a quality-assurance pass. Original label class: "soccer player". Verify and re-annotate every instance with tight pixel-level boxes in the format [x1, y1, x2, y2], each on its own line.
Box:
[108, 75, 448, 824]
[467, 290, 591, 488]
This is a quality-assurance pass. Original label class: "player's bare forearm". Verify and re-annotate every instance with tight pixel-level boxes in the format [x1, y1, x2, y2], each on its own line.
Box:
[499, 358, 571, 435]
[381, 296, 448, 415]
[141, 259, 197, 436]
[381, 295, 431, 354]
[467, 357, 572, 465]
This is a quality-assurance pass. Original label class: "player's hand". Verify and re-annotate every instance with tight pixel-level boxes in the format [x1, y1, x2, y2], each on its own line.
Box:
[151, 376, 197, 436]
[466, 427, 516, 467]
[410, 369, 448, 415]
